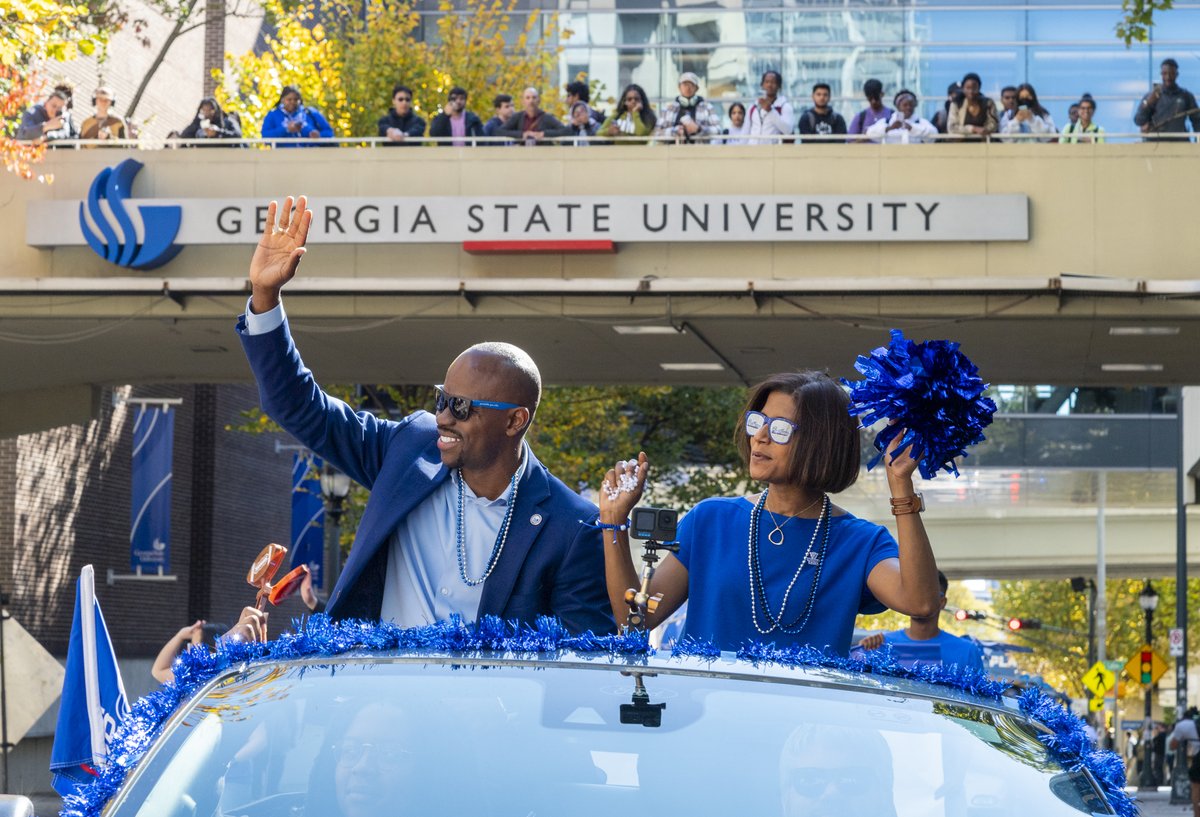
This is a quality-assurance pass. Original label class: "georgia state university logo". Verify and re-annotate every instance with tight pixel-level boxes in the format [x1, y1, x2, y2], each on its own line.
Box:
[80, 158, 182, 269]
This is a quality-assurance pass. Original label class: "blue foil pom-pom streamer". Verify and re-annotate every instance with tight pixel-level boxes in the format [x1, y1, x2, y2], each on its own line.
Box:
[61, 615, 1130, 817]
[843, 328, 997, 479]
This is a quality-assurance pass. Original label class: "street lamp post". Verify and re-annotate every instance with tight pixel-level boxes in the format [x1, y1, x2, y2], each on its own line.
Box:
[1139, 580, 1159, 791]
[319, 463, 352, 594]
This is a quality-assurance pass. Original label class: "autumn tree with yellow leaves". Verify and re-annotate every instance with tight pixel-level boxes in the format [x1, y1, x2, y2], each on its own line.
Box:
[215, 0, 566, 140]
[1, 0, 107, 179]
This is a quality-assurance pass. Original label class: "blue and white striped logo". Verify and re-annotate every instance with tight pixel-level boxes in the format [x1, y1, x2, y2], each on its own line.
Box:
[79, 158, 182, 269]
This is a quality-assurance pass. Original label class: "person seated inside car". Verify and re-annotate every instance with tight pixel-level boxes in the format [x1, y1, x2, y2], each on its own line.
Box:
[307, 701, 415, 817]
[779, 722, 897, 817]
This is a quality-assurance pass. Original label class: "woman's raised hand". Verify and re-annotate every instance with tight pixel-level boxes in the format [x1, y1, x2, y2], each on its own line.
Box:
[883, 426, 920, 484]
[599, 452, 649, 526]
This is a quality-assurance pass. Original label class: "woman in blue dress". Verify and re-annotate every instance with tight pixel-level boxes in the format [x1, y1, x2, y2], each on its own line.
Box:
[599, 371, 940, 653]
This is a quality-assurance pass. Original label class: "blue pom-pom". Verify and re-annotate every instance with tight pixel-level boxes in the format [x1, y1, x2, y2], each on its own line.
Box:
[843, 328, 997, 480]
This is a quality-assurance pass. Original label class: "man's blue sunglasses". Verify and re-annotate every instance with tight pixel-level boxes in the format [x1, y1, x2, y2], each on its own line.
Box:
[435, 385, 521, 421]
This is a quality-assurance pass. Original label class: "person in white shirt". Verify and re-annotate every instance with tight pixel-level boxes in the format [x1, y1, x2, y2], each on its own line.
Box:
[1169, 709, 1200, 817]
[999, 82, 1057, 142]
[746, 70, 795, 143]
[865, 90, 939, 144]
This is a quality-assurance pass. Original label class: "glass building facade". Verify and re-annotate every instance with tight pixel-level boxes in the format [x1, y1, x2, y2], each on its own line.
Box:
[422, 1, 1200, 136]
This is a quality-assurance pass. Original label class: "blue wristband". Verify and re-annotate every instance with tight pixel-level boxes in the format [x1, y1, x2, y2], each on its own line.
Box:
[582, 518, 630, 532]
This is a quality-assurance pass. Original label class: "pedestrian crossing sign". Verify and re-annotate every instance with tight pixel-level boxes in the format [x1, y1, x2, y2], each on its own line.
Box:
[1082, 661, 1116, 697]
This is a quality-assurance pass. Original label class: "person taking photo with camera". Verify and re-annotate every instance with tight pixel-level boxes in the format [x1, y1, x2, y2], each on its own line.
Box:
[597, 371, 939, 653]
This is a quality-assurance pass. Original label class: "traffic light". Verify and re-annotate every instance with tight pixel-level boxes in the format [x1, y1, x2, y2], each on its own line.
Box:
[954, 609, 986, 621]
[1140, 649, 1152, 684]
[1007, 617, 1042, 631]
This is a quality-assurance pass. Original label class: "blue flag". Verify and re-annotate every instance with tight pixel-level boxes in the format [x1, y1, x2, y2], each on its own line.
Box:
[50, 565, 131, 797]
[291, 452, 325, 588]
[130, 405, 174, 571]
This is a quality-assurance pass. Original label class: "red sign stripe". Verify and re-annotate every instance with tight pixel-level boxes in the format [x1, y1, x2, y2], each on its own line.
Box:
[462, 240, 615, 255]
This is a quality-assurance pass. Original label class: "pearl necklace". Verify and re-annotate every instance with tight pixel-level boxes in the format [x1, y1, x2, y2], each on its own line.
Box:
[748, 488, 831, 635]
[455, 467, 520, 587]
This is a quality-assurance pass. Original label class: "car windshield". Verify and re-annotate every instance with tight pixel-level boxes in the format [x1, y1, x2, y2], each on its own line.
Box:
[110, 658, 1112, 817]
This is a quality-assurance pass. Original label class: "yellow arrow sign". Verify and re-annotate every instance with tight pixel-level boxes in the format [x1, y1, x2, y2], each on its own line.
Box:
[1089, 695, 1106, 712]
[1124, 646, 1169, 687]
[1082, 661, 1116, 697]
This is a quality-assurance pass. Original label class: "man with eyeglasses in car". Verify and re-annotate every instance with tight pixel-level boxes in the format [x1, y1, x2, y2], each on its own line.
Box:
[236, 195, 614, 635]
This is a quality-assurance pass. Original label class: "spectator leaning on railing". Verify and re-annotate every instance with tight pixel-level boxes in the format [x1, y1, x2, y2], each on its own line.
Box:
[483, 93, 514, 140]
[562, 101, 600, 145]
[179, 97, 241, 143]
[722, 102, 751, 144]
[599, 83, 656, 144]
[653, 72, 721, 143]
[865, 90, 937, 144]
[795, 82, 846, 143]
[999, 83, 1056, 142]
[746, 70, 794, 142]
[16, 89, 73, 142]
[429, 87, 483, 146]
[1062, 95, 1104, 143]
[947, 72, 998, 140]
[497, 87, 564, 146]
[565, 80, 606, 130]
[847, 78, 892, 140]
[377, 84, 425, 146]
[995, 85, 1018, 137]
[262, 86, 333, 145]
[1135, 58, 1200, 138]
[931, 82, 959, 135]
[79, 86, 126, 142]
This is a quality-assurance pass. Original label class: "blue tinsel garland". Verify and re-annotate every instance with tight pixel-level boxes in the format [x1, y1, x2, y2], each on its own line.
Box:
[843, 328, 997, 479]
[62, 615, 1131, 817]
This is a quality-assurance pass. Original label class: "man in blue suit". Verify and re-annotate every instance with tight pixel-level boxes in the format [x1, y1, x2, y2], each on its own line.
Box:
[237, 195, 614, 634]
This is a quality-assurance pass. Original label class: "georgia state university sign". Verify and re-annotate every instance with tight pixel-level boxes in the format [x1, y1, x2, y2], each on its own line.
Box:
[28, 169, 1028, 266]
[77, 159, 182, 269]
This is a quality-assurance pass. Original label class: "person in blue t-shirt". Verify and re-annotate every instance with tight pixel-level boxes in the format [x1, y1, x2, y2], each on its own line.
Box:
[857, 571, 985, 672]
[597, 370, 940, 654]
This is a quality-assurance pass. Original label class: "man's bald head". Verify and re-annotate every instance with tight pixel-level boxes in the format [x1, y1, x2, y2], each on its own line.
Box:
[454, 342, 542, 418]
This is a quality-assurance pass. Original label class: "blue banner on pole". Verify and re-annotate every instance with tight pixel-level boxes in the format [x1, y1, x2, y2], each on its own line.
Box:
[291, 452, 326, 588]
[130, 405, 174, 571]
[50, 565, 130, 797]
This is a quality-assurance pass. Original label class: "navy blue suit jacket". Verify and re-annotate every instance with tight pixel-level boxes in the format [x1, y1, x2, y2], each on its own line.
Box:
[238, 316, 615, 634]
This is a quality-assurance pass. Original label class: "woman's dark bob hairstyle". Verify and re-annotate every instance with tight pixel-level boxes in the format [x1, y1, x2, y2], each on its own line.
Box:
[735, 371, 861, 494]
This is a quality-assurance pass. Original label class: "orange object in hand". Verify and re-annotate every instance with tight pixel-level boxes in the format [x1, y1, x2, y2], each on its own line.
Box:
[268, 565, 310, 606]
[248, 543, 288, 610]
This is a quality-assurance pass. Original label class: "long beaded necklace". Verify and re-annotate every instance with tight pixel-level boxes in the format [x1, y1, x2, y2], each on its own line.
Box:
[748, 488, 832, 635]
[455, 466, 520, 587]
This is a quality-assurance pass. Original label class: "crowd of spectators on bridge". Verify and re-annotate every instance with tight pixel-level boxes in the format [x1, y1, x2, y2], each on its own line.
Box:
[14, 58, 1200, 148]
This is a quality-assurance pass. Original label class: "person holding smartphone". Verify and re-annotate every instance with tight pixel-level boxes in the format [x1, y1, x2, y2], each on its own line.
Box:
[1135, 58, 1200, 139]
[998, 83, 1056, 142]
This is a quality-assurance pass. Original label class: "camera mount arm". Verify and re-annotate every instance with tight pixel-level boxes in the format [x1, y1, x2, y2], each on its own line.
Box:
[624, 538, 679, 630]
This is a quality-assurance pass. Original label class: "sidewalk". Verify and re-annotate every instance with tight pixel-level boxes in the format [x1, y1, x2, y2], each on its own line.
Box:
[28, 792, 59, 817]
[1132, 788, 1192, 817]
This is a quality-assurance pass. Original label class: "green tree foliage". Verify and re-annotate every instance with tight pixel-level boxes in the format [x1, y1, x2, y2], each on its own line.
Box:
[215, 0, 566, 139]
[1116, 0, 1173, 45]
[992, 578, 1198, 697]
[531, 385, 746, 509]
